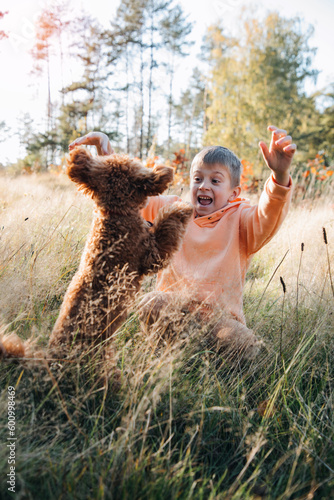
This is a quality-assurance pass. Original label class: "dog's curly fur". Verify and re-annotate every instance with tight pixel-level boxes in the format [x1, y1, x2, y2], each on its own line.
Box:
[1, 147, 193, 362]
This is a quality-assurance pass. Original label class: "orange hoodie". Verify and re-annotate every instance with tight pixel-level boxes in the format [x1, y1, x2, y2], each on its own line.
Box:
[141, 175, 293, 324]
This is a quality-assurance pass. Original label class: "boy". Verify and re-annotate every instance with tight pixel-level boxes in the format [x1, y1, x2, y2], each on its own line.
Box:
[69, 126, 295, 358]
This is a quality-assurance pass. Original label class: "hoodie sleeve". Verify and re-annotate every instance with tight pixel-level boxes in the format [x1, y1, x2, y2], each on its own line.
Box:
[240, 175, 293, 256]
[141, 194, 181, 223]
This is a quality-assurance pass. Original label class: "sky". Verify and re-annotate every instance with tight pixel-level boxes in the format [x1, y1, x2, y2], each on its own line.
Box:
[0, 0, 333, 164]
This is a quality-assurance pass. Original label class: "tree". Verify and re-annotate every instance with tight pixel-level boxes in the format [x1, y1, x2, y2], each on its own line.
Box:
[174, 67, 207, 158]
[318, 86, 334, 160]
[16, 114, 49, 171]
[204, 12, 319, 167]
[145, 0, 167, 155]
[103, 0, 193, 159]
[300, 84, 334, 162]
[105, 0, 148, 157]
[31, 3, 70, 130]
[61, 16, 103, 132]
[30, 2, 72, 165]
[59, 14, 120, 151]
[160, 3, 193, 156]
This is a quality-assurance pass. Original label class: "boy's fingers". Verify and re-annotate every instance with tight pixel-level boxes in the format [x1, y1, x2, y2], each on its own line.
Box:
[268, 125, 287, 137]
[259, 141, 270, 162]
[68, 140, 83, 150]
[69, 136, 89, 149]
[275, 135, 292, 146]
[283, 143, 297, 152]
[69, 133, 104, 150]
[101, 136, 114, 154]
[273, 129, 287, 138]
[68, 133, 114, 155]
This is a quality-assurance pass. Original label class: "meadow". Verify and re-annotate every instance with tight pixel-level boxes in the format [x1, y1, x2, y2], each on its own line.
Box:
[0, 171, 334, 499]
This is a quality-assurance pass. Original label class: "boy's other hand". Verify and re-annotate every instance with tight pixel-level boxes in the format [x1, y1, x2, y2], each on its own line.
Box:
[69, 132, 114, 156]
[259, 125, 296, 186]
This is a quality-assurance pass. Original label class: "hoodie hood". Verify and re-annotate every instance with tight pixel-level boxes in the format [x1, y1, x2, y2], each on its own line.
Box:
[194, 197, 249, 228]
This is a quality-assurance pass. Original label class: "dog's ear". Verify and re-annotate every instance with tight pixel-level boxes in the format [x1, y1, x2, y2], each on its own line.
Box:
[66, 147, 98, 195]
[134, 165, 174, 196]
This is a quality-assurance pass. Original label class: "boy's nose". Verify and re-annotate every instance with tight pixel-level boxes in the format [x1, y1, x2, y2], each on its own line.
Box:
[199, 180, 210, 190]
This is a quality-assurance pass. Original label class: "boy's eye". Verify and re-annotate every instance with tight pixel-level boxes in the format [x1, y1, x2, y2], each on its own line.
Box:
[212, 179, 220, 184]
[194, 177, 201, 182]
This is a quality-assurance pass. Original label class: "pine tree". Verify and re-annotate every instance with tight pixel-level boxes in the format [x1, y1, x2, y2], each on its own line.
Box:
[106, 0, 148, 156]
[103, 0, 193, 158]
[174, 68, 207, 158]
[59, 15, 118, 150]
[160, 3, 193, 157]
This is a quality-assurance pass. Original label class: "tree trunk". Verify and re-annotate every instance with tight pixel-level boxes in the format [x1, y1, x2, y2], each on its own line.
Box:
[125, 46, 130, 154]
[146, 14, 154, 155]
[167, 54, 175, 158]
[139, 39, 144, 159]
[203, 83, 208, 134]
[186, 96, 196, 160]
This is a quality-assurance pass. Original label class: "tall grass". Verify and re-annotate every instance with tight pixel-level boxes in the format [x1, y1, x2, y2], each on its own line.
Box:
[0, 172, 333, 499]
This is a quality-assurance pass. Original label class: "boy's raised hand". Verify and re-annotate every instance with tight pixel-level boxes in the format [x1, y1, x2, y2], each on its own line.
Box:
[69, 132, 114, 156]
[259, 125, 296, 186]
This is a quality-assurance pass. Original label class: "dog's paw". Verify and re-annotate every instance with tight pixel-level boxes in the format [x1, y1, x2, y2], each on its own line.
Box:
[170, 202, 194, 224]
[158, 201, 193, 226]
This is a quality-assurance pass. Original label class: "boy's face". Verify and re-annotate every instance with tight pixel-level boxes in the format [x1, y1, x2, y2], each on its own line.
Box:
[190, 163, 241, 217]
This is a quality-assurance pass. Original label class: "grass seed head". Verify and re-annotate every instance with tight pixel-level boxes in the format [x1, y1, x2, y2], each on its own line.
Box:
[323, 227, 328, 245]
[280, 276, 286, 294]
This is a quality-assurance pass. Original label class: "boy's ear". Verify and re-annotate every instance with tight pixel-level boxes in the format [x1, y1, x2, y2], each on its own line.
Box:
[228, 185, 241, 202]
[134, 165, 174, 196]
[66, 147, 97, 194]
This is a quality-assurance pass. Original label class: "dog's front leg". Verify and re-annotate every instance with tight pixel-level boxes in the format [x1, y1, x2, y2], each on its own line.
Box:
[142, 202, 193, 273]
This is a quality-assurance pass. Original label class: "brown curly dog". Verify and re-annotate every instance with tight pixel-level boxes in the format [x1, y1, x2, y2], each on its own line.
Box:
[0, 147, 193, 364]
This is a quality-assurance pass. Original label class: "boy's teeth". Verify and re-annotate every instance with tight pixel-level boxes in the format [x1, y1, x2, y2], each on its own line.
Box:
[198, 195, 212, 206]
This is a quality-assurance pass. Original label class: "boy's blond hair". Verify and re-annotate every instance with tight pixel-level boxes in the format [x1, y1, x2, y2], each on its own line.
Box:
[191, 146, 242, 188]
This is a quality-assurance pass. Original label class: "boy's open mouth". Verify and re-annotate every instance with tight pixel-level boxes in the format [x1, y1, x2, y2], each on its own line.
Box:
[198, 195, 213, 206]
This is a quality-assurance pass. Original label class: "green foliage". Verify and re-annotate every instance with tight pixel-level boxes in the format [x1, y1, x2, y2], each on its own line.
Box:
[306, 84, 334, 161]
[203, 12, 321, 170]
